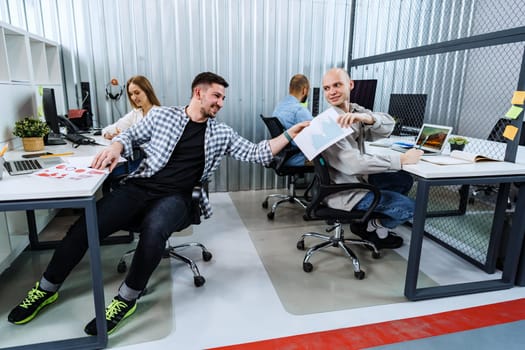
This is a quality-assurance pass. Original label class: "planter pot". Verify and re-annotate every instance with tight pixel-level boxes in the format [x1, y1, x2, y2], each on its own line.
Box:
[450, 144, 465, 152]
[22, 137, 45, 151]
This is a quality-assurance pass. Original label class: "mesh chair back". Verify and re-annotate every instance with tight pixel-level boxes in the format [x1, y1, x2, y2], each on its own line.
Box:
[488, 118, 512, 143]
[260, 115, 286, 138]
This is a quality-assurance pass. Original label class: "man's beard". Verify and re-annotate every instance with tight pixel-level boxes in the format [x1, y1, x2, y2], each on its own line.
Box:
[201, 106, 218, 119]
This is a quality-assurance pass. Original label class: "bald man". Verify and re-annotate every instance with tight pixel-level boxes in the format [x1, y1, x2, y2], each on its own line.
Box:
[320, 68, 423, 249]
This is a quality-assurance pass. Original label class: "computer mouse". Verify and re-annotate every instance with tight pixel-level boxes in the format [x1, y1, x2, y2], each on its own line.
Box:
[93, 130, 102, 136]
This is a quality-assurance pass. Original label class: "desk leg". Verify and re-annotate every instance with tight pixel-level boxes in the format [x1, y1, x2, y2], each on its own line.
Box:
[503, 184, 525, 284]
[404, 180, 430, 299]
[84, 199, 108, 346]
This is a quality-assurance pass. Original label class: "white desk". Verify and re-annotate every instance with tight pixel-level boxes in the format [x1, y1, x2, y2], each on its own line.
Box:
[0, 137, 111, 349]
[366, 142, 525, 300]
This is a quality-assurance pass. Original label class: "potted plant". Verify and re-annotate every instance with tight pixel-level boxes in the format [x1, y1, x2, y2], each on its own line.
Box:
[13, 117, 50, 151]
[448, 136, 469, 151]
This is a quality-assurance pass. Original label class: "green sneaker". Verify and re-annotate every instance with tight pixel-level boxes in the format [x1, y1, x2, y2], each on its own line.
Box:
[84, 295, 137, 336]
[8, 282, 58, 324]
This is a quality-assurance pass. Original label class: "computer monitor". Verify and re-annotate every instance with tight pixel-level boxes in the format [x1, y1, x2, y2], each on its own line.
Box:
[388, 93, 427, 135]
[350, 79, 378, 111]
[42, 88, 60, 134]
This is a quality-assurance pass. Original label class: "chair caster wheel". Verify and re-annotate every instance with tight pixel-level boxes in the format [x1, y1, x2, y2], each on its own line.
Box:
[202, 251, 212, 261]
[297, 240, 305, 250]
[194, 275, 206, 287]
[262, 201, 268, 209]
[372, 251, 381, 259]
[303, 262, 313, 272]
[117, 261, 127, 273]
[267, 212, 275, 220]
[354, 270, 365, 279]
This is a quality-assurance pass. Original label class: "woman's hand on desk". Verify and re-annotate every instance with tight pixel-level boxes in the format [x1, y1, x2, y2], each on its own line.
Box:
[91, 142, 124, 171]
[400, 148, 424, 165]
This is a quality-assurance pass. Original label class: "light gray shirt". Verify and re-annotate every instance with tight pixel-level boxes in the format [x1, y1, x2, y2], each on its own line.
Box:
[322, 103, 401, 211]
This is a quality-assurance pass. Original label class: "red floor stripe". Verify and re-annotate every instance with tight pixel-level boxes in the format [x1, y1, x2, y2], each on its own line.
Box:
[210, 298, 525, 350]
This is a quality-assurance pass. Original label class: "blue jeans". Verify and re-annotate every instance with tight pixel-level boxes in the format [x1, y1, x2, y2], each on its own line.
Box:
[355, 171, 415, 228]
[43, 183, 193, 292]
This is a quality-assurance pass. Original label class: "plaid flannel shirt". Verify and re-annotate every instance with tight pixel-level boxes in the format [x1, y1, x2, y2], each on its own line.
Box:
[113, 105, 273, 218]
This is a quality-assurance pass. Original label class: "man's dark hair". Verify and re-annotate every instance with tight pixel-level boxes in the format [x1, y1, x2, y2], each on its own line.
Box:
[191, 72, 229, 95]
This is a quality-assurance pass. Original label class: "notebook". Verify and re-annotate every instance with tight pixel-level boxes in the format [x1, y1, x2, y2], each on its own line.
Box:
[391, 123, 453, 155]
[3, 157, 63, 176]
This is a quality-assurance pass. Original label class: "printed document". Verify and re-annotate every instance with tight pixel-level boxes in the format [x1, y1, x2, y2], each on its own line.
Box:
[293, 108, 354, 160]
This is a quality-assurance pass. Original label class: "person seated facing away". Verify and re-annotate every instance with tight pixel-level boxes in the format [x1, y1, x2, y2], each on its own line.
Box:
[7, 72, 310, 335]
[102, 75, 161, 140]
[321, 68, 423, 249]
[272, 74, 313, 166]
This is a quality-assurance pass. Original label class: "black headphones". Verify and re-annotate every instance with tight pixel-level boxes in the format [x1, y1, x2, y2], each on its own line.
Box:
[105, 82, 124, 101]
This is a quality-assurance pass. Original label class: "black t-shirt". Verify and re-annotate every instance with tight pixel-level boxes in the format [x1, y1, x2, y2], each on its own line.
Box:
[129, 119, 206, 196]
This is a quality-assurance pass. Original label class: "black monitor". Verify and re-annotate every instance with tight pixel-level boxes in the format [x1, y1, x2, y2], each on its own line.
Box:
[350, 79, 378, 110]
[42, 88, 60, 134]
[388, 93, 427, 135]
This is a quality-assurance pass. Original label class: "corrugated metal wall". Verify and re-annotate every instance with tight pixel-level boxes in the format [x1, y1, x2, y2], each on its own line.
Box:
[0, 0, 351, 192]
[2, 0, 524, 191]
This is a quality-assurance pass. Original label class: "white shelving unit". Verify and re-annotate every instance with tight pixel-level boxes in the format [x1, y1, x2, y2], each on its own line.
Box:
[0, 21, 65, 275]
[0, 22, 62, 85]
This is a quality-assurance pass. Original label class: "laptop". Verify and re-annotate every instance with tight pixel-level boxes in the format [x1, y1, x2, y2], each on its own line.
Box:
[3, 157, 63, 176]
[391, 123, 453, 155]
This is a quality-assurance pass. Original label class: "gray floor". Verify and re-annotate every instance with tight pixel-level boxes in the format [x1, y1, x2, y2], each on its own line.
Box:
[0, 189, 524, 349]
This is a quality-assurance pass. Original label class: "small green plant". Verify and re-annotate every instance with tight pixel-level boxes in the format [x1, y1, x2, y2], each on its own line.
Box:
[13, 117, 50, 138]
[448, 136, 469, 145]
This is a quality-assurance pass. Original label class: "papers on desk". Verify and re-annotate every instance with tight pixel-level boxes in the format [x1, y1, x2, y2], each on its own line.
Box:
[294, 108, 354, 160]
[32, 156, 108, 180]
[421, 150, 500, 165]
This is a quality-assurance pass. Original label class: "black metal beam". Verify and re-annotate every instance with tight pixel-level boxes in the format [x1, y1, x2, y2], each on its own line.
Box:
[350, 27, 525, 67]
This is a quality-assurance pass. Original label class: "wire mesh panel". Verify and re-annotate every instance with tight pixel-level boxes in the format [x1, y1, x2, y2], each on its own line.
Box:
[352, 0, 525, 59]
[408, 184, 497, 266]
[351, 42, 523, 161]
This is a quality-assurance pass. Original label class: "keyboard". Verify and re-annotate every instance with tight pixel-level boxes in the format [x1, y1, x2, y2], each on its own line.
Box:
[4, 159, 43, 175]
[65, 133, 96, 145]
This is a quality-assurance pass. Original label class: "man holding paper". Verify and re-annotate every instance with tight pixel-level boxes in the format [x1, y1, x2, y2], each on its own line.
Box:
[320, 68, 423, 249]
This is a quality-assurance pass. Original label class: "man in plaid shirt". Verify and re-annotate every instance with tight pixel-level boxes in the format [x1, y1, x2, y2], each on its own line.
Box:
[8, 72, 310, 335]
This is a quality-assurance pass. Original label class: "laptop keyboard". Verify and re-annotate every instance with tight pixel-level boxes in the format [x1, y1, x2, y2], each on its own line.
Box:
[14, 159, 42, 171]
[4, 159, 43, 175]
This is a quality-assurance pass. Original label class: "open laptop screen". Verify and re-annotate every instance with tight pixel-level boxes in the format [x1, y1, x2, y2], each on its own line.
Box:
[414, 124, 453, 153]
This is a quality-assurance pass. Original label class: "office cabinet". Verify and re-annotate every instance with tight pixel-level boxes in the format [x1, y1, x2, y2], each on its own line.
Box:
[0, 21, 64, 274]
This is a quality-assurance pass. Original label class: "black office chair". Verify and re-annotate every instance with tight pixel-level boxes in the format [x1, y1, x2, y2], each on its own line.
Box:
[297, 155, 381, 279]
[471, 118, 515, 201]
[116, 183, 212, 287]
[259, 115, 315, 219]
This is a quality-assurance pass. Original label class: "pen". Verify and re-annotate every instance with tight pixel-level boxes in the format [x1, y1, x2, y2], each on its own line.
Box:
[40, 152, 74, 158]
[0, 143, 7, 157]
